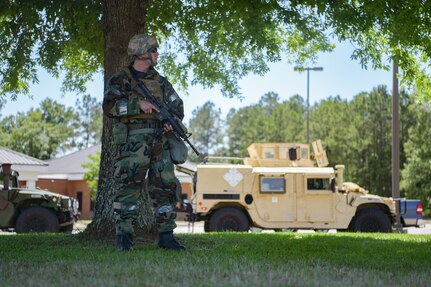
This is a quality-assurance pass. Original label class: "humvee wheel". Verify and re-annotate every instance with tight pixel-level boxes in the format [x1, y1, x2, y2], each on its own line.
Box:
[208, 207, 249, 232]
[204, 221, 210, 232]
[15, 207, 60, 233]
[352, 208, 391, 233]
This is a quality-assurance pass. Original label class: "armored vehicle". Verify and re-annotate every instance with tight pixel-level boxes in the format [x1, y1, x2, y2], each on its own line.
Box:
[0, 163, 79, 233]
[185, 141, 424, 232]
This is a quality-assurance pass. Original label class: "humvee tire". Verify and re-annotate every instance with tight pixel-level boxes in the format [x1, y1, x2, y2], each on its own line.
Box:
[351, 208, 391, 233]
[208, 207, 249, 232]
[15, 207, 60, 233]
[204, 221, 210, 232]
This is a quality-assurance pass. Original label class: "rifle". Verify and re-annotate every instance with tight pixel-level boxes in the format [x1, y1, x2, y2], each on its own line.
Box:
[134, 82, 200, 156]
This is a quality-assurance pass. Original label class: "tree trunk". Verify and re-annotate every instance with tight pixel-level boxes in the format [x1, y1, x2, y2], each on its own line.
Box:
[83, 0, 154, 240]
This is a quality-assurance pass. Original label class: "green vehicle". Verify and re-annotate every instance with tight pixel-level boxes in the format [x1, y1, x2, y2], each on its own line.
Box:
[0, 164, 79, 233]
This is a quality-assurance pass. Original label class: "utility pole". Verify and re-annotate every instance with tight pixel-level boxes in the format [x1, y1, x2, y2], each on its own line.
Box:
[392, 59, 402, 233]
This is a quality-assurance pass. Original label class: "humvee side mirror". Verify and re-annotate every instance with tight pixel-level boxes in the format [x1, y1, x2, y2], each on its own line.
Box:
[330, 177, 336, 193]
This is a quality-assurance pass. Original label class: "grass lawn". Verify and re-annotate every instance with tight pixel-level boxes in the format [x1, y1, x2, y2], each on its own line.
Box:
[0, 232, 430, 287]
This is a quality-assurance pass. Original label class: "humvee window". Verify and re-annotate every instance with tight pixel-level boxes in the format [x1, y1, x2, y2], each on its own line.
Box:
[260, 177, 285, 193]
[307, 178, 330, 190]
[301, 148, 308, 159]
[264, 152, 274, 159]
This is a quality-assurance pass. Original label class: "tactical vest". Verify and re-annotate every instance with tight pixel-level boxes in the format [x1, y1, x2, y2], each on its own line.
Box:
[123, 66, 164, 120]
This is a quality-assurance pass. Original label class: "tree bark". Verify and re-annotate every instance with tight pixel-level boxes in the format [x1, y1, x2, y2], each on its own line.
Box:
[83, 0, 154, 240]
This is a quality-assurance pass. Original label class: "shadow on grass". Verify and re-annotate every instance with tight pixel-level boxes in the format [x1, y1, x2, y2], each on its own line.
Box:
[1, 232, 430, 272]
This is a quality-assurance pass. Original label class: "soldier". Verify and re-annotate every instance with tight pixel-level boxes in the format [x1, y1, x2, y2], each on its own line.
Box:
[103, 34, 186, 251]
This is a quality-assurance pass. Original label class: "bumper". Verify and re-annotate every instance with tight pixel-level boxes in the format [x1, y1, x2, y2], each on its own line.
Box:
[417, 219, 426, 228]
[59, 219, 75, 227]
[403, 217, 426, 228]
[59, 210, 79, 226]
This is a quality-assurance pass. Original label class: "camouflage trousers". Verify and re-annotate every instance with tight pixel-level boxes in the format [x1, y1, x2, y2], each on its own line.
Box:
[113, 129, 179, 236]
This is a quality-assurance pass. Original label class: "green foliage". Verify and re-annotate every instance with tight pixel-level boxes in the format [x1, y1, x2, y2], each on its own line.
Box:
[340, 86, 394, 196]
[0, 95, 102, 160]
[225, 92, 306, 157]
[310, 96, 352, 168]
[301, 0, 431, 100]
[2, 1, 431, 101]
[150, 1, 333, 97]
[0, 232, 430, 286]
[0, 0, 103, 99]
[75, 94, 103, 149]
[268, 94, 306, 142]
[82, 152, 101, 201]
[188, 101, 224, 159]
[0, 98, 78, 159]
[0, 0, 333, 99]
[330, 87, 414, 196]
[401, 101, 431, 216]
[226, 105, 269, 157]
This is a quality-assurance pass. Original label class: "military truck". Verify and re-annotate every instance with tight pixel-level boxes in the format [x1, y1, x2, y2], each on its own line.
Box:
[0, 163, 79, 233]
[184, 141, 424, 232]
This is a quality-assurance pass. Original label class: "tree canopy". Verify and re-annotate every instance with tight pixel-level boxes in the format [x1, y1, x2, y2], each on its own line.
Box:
[0, 95, 102, 159]
[74, 94, 103, 149]
[2, 1, 431, 100]
[188, 101, 224, 158]
[0, 98, 78, 159]
[401, 101, 431, 216]
[0, 0, 103, 98]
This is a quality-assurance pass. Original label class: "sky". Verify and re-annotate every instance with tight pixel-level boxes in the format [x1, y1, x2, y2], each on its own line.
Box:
[3, 40, 395, 124]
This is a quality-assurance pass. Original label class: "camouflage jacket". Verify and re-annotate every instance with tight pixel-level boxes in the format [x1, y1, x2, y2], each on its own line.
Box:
[103, 66, 184, 121]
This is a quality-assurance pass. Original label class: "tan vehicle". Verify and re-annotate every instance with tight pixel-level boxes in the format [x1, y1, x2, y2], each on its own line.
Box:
[185, 141, 399, 233]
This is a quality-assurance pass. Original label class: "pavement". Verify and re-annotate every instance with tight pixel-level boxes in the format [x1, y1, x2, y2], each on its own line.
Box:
[402, 224, 431, 234]
[174, 221, 431, 234]
[2, 220, 431, 235]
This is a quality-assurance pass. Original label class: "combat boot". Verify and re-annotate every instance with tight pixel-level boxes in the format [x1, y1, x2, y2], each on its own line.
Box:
[116, 233, 133, 251]
[157, 231, 186, 251]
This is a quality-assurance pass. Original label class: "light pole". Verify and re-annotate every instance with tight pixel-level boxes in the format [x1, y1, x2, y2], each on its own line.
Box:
[294, 66, 323, 143]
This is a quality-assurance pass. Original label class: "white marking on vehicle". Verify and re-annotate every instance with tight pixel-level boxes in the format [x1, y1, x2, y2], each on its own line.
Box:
[223, 168, 243, 187]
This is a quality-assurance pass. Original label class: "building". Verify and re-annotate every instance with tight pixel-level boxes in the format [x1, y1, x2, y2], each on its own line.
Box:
[0, 147, 48, 188]
[37, 145, 100, 220]
[37, 145, 196, 220]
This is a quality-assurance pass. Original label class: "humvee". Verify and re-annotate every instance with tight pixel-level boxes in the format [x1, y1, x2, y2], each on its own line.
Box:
[185, 141, 422, 232]
[0, 163, 79, 233]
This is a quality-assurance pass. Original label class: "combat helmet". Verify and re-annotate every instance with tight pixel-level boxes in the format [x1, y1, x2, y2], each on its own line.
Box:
[127, 34, 159, 56]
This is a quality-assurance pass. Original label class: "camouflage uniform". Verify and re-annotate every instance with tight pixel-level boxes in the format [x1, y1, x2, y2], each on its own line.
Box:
[103, 64, 184, 239]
